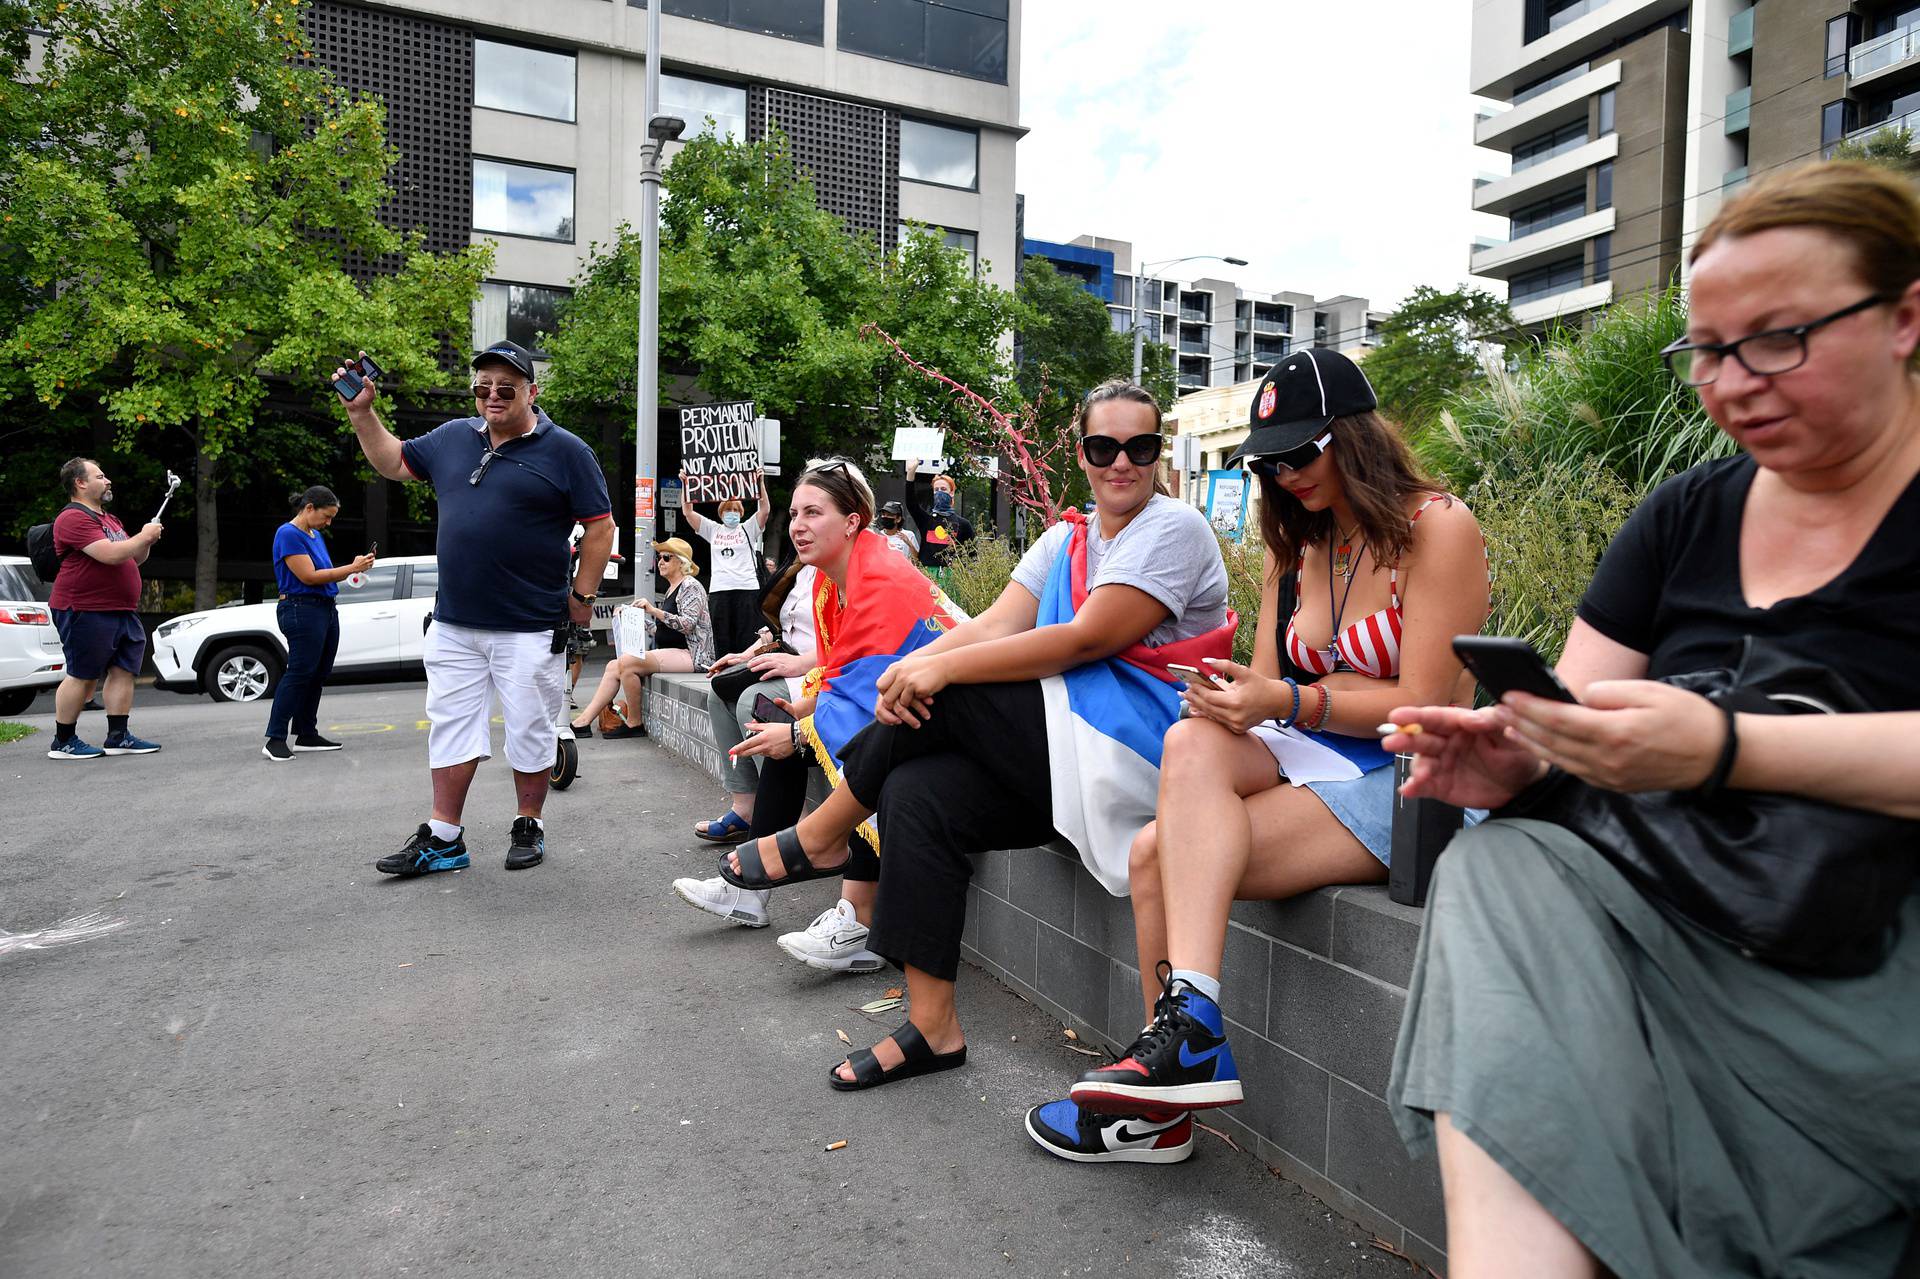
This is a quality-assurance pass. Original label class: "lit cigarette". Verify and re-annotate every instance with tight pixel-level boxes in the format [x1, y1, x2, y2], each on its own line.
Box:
[1376, 722, 1423, 736]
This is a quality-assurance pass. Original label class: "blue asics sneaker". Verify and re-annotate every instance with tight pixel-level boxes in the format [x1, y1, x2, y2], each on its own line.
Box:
[376, 824, 470, 876]
[1072, 962, 1243, 1115]
[47, 737, 105, 762]
[504, 816, 544, 871]
[1024, 1098, 1193, 1164]
[101, 731, 161, 755]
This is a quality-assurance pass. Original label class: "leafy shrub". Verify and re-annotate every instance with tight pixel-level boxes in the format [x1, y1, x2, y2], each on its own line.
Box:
[934, 533, 1021, 620]
[1216, 535, 1267, 666]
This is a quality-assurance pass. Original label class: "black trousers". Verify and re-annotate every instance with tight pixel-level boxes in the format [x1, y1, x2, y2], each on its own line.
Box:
[751, 752, 878, 882]
[841, 681, 1055, 981]
[709, 589, 762, 660]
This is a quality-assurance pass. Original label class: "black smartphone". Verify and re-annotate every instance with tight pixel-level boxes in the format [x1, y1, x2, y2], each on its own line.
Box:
[1451, 636, 1578, 704]
[750, 693, 795, 725]
[331, 355, 384, 401]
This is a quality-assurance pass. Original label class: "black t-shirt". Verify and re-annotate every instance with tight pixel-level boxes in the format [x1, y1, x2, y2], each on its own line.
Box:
[904, 484, 975, 569]
[1577, 455, 1920, 712]
[653, 584, 689, 651]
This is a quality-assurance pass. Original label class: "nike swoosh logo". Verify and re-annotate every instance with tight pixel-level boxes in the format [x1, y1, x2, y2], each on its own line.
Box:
[829, 933, 865, 949]
[1112, 1121, 1174, 1144]
[1178, 1040, 1226, 1070]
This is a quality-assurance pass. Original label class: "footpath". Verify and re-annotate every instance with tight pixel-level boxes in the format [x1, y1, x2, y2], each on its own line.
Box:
[1, 684, 1416, 1278]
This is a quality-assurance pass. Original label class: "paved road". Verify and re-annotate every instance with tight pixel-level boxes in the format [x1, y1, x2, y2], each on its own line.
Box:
[2, 685, 1397, 1278]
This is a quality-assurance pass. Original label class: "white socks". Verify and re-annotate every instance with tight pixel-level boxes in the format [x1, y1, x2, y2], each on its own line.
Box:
[429, 819, 463, 843]
[1170, 969, 1221, 1003]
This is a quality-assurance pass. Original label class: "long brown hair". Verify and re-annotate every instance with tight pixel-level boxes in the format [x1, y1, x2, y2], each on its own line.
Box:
[792, 458, 876, 531]
[1074, 379, 1171, 497]
[1254, 409, 1438, 568]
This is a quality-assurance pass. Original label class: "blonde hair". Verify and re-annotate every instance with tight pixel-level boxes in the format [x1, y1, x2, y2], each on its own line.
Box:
[1692, 161, 1920, 301]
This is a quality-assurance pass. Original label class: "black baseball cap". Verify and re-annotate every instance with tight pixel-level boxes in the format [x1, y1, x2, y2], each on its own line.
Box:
[879, 500, 905, 517]
[471, 340, 538, 382]
[1227, 348, 1377, 466]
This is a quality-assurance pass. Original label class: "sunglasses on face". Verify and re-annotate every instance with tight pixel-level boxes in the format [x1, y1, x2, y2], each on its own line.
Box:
[471, 382, 524, 401]
[1080, 433, 1164, 468]
[1247, 431, 1333, 478]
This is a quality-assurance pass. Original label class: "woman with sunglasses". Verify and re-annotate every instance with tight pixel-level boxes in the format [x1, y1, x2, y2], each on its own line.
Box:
[1024, 348, 1490, 1161]
[1375, 162, 1920, 1277]
[720, 381, 1235, 1092]
[570, 538, 712, 739]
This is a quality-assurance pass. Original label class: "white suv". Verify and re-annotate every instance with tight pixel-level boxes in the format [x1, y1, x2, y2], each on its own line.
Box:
[152, 556, 440, 702]
[0, 555, 64, 716]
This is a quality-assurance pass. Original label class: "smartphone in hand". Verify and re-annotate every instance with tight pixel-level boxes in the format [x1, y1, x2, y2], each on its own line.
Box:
[1166, 662, 1223, 688]
[331, 354, 385, 401]
[750, 693, 796, 725]
[1451, 636, 1578, 704]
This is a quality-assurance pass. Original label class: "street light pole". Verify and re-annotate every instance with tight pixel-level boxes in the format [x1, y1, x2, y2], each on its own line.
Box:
[635, 0, 663, 603]
[1129, 253, 1250, 385]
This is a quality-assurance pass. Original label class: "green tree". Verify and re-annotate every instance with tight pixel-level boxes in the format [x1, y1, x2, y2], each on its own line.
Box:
[1016, 258, 1172, 430]
[1365, 284, 1517, 431]
[0, 0, 489, 605]
[1827, 125, 1920, 174]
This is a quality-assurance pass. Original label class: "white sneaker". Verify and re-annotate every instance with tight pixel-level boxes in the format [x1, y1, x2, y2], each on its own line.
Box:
[777, 899, 886, 973]
[671, 876, 771, 928]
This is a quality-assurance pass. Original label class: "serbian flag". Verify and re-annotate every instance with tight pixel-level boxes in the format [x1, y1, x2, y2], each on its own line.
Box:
[799, 528, 967, 850]
[1037, 510, 1236, 895]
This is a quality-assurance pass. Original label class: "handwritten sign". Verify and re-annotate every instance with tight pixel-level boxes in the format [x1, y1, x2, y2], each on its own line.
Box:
[679, 401, 760, 503]
[890, 427, 947, 463]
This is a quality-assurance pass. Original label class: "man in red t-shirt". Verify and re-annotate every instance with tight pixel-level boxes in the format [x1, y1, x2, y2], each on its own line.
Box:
[47, 458, 165, 761]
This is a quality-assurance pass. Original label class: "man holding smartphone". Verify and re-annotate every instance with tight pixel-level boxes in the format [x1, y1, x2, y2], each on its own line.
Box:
[334, 341, 614, 876]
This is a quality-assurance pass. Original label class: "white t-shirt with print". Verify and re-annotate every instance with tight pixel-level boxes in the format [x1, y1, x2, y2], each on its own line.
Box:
[697, 516, 762, 593]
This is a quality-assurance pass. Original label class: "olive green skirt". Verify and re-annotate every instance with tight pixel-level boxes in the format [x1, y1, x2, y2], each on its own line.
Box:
[1389, 818, 1920, 1278]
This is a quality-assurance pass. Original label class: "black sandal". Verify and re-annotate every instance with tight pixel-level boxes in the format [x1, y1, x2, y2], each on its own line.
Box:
[716, 826, 848, 890]
[830, 1021, 967, 1092]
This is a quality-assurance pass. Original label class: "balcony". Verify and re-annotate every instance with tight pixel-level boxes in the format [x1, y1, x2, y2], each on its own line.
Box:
[1850, 23, 1920, 85]
[1727, 7, 1752, 57]
[1178, 338, 1209, 356]
[1473, 134, 1618, 215]
[1725, 86, 1750, 135]
[1472, 208, 1615, 278]
[1251, 315, 1289, 334]
[1474, 61, 1622, 149]
[1843, 109, 1920, 151]
[1511, 279, 1613, 330]
[1472, 0, 1687, 99]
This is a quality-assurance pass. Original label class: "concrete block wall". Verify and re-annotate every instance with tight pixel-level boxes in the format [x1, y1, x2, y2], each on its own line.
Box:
[642, 672, 1446, 1266]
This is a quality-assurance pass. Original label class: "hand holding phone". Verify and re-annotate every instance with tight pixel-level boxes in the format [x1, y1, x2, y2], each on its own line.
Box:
[1451, 636, 1578, 704]
[332, 353, 385, 402]
[750, 693, 796, 725]
[1166, 662, 1223, 687]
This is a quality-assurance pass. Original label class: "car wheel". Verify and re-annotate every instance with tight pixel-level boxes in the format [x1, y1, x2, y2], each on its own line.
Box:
[0, 688, 36, 716]
[206, 645, 281, 703]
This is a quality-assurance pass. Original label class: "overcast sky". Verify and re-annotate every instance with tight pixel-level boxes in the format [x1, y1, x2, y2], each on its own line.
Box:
[1017, 0, 1500, 311]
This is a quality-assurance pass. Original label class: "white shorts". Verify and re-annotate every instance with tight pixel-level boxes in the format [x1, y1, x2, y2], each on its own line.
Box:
[423, 621, 564, 773]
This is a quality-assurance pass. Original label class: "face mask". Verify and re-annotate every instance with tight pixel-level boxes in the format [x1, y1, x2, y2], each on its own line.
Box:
[931, 490, 953, 513]
[722, 511, 741, 528]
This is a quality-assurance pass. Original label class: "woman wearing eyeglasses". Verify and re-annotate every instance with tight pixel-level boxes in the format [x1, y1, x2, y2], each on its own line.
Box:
[1024, 348, 1491, 1162]
[569, 538, 712, 739]
[720, 380, 1236, 1093]
[1368, 162, 1920, 1278]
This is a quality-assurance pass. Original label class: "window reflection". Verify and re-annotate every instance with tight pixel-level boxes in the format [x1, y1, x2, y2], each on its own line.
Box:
[838, 0, 1008, 84]
[474, 41, 576, 121]
[900, 118, 978, 188]
[473, 159, 576, 242]
[660, 73, 747, 142]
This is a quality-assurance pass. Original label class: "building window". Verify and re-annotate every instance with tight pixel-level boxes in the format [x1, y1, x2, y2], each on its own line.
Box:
[1525, 0, 1601, 43]
[899, 118, 979, 189]
[1591, 234, 1611, 284]
[1826, 17, 1852, 77]
[1597, 87, 1616, 136]
[899, 222, 977, 272]
[1509, 255, 1586, 304]
[1512, 119, 1591, 171]
[475, 281, 571, 356]
[838, 0, 1010, 84]
[1510, 187, 1587, 239]
[1594, 159, 1613, 211]
[1513, 60, 1589, 104]
[474, 41, 576, 121]
[1821, 99, 1853, 152]
[659, 73, 747, 141]
[473, 158, 575, 242]
[627, 0, 825, 45]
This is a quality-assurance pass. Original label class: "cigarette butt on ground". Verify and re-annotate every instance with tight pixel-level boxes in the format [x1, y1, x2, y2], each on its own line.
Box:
[825, 1140, 847, 1152]
[1376, 722, 1423, 737]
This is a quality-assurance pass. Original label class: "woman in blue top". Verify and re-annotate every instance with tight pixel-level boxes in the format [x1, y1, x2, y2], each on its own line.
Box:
[264, 486, 374, 762]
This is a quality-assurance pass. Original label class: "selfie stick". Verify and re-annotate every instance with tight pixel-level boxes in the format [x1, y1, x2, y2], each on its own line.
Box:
[152, 470, 182, 523]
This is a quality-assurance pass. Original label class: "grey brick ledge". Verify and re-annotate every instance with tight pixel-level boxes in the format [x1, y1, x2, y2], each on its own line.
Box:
[641, 671, 1446, 1265]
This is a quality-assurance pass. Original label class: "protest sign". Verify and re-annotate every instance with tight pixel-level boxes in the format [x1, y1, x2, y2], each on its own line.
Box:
[890, 427, 946, 464]
[679, 401, 760, 502]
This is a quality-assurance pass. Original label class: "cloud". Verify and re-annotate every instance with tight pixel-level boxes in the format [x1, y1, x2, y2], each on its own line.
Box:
[1019, 0, 1503, 309]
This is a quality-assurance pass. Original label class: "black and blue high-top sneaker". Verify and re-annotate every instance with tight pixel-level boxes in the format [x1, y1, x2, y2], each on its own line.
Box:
[375, 824, 469, 876]
[1072, 962, 1243, 1115]
[1023, 1097, 1193, 1164]
[504, 816, 544, 870]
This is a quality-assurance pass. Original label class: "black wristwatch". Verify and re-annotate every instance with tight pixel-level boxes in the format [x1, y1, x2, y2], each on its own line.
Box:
[570, 588, 597, 605]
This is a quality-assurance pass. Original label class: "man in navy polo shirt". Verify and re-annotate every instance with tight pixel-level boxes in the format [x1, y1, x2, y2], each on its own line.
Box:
[337, 341, 614, 876]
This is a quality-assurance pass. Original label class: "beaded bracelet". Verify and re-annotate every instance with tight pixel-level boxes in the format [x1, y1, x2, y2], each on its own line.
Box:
[1307, 684, 1333, 731]
[1276, 677, 1302, 728]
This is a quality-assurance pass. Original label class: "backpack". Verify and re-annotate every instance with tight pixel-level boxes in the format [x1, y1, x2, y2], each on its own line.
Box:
[25, 503, 96, 582]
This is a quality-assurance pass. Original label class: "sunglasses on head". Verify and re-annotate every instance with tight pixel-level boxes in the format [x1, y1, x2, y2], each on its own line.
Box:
[1246, 431, 1333, 478]
[1080, 433, 1164, 468]
[471, 382, 523, 401]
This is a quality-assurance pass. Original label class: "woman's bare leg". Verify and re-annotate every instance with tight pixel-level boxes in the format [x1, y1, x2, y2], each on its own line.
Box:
[1436, 1112, 1598, 1278]
[726, 781, 872, 881]
[832, 963, 963, 1082]
[571, 659, 624, 727]
[1129, 822, 1168, 1026]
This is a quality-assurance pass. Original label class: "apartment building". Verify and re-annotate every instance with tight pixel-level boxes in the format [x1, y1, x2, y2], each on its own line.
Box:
[301, 1, 1023, 357]
[1024, 235, 1386, 395]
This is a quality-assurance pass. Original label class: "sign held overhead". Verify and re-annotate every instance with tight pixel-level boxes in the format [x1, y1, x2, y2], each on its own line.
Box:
[679, 400, 761, 503]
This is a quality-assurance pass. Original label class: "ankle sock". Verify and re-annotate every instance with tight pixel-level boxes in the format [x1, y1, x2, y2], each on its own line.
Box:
[107, 714, 129, 737]
[520, 815, 544, 830]
[54, 720, 76, 744]
[428, 819, 463, 843]
[1170, 969, 1222, 1003]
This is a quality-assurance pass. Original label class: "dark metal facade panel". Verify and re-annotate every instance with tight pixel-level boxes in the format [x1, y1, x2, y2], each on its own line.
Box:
[304, 2, 474, 268]
[751, 86, 898, 254]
